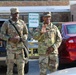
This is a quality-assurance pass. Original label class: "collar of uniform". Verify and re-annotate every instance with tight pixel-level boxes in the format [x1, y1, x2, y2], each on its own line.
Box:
[50, 23, 53, 28]
[45, 23, 53, 30]
[16, 19, 20, 24]
[10, 19, 20, 24]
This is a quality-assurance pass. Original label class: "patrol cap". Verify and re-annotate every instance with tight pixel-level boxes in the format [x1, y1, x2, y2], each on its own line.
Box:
[43, 12, 51, 17]
[10, 7, 19, 14]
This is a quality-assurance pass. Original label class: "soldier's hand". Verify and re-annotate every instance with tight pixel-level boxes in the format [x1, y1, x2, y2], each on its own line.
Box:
[9, 36, 20, 43]
[41, 25, 46, 34]
[46, 46, 54, 55]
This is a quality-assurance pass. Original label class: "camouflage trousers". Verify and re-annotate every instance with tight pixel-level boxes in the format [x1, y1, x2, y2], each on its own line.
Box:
[39, 54, 59, 75]
[6, 50, 25, 75]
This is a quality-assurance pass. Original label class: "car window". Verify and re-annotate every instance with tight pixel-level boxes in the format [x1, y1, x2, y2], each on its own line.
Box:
[66, 24, 76, 34]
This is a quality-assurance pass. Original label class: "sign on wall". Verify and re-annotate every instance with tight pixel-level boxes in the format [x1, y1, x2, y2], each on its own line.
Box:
[28, 13, 39, 27]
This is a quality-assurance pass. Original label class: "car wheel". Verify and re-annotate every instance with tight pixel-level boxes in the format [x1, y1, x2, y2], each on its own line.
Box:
[0, 66, 7, 73]
[24, 61, 29, 74]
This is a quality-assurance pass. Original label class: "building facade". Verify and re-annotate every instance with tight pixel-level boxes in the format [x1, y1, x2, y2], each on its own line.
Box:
[0, 0, 70, 23]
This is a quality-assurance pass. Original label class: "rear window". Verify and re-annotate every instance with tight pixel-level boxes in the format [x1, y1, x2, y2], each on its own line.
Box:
[66, 24, 76, 34]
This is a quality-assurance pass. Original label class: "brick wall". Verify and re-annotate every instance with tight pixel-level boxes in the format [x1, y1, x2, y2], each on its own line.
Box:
[0, 1, 69, 6]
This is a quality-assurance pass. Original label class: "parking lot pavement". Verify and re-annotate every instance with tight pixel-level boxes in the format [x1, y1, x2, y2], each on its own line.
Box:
[0, 59, 51, 75]
[0, 59, 40, 75]
[28, 59, 50, 75]
[27, 59, 40, 75]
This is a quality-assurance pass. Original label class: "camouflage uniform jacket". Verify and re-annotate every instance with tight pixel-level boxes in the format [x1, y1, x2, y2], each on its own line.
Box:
[0, 19, 28, 51]
[33, 23, 62, 55]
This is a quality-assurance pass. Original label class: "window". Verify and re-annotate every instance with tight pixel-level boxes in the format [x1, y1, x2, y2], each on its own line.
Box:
[67, 25, 76, 34]
[72, 15, 74, 21]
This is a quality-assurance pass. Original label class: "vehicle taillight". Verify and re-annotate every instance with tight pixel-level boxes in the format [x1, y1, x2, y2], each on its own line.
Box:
[66, 37, 76, 49]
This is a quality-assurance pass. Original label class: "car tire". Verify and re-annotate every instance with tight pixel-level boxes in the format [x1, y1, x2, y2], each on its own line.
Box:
[24, 61, 29, 74]
[0, 66, 7, 73]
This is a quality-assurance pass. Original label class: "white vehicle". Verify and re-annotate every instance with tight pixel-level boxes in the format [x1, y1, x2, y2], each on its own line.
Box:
[48, 67, 76, 75]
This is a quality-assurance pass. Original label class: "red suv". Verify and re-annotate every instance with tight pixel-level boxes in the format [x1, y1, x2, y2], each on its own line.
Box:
[58, 22, 76, 69]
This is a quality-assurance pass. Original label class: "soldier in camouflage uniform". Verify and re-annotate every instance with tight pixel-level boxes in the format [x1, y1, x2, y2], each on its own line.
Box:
[0, 7, 28, 75]
[33, 12, 62, 75]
